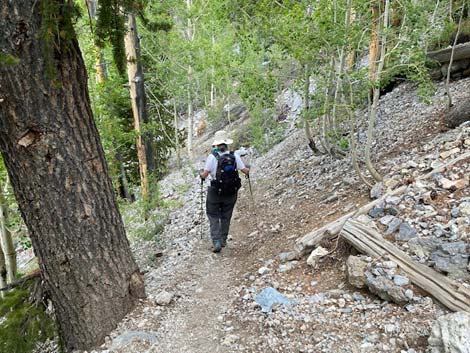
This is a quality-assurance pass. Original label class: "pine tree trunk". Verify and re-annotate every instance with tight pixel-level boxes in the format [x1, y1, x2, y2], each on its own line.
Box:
[0, 2, 145, 351]
[125, 12, 155, 200]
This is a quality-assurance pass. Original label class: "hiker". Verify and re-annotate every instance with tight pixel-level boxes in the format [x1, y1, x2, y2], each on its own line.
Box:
[199, 130, 250, 253]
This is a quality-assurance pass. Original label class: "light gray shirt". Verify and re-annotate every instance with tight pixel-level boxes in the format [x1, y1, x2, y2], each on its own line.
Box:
[204, 151, 246, 180]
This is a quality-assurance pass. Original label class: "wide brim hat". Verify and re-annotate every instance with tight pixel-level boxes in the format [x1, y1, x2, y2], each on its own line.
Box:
[212, 130, 233, 146]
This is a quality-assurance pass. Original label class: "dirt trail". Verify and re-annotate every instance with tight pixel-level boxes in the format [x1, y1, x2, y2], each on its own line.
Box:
[96, 78, 470, 353]
[101, 193, 259, 353]
[148, 235, 244, 353]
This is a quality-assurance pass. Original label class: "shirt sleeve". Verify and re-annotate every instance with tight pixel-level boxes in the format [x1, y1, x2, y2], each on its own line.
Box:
[235, 154, 246, 170]
[204, 154, 214, 172]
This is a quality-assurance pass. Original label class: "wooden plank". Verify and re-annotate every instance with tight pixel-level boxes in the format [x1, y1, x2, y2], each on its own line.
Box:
[295, 185, 407, 254]
[341, 219, 470, 313]
[427, 42, 470, 63]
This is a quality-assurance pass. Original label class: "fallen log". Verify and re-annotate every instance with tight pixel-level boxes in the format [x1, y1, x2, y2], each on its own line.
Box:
[341, 219, 470, 313]
[295, 152, 470, 255]
[427, 42, 470, 63]
[294, 185, 407, 254]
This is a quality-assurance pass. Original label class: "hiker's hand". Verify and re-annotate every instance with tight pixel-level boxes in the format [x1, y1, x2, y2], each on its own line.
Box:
[198, 169, 207, 180]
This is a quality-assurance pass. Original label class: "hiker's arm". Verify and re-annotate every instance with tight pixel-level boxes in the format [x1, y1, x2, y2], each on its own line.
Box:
[235, 154, 250, 176]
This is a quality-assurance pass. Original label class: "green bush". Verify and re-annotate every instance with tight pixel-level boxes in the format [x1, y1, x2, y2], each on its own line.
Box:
[429, 19, 470, 51]
[0, 283, 58, 353]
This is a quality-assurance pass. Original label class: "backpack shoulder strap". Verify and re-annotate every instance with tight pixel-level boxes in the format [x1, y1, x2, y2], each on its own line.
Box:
[229, 151, 237, 169]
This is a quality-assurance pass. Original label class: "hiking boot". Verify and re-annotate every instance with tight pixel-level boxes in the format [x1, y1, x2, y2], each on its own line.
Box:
[212, 240, 222, 253]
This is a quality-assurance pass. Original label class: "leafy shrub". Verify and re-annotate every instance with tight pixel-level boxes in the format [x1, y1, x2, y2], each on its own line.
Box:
[0, 283, 58, 353]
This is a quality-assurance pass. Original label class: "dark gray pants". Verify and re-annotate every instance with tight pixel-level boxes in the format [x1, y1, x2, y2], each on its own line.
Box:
[206, 187, 238, 242]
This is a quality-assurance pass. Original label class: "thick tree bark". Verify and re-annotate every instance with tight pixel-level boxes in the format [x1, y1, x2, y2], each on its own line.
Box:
[0, 2, 145, 351]
[125, 12, 156, 200]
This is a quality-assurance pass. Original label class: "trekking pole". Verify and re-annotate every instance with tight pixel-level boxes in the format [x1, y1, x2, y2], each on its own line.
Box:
[246, 173, 256, 215]
[200, 177, 204, 240]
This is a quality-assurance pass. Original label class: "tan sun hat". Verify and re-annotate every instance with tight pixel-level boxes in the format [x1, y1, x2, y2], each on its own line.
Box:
[212, 130, 233, 146]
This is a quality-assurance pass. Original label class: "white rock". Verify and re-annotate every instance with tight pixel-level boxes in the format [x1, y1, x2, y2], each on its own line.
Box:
[306, 246, 329, 268]
[155, 290, 174, 305]
[222, 334, 239, 346]
[440, 148, 460, 159]
[428, 312, 470, 353]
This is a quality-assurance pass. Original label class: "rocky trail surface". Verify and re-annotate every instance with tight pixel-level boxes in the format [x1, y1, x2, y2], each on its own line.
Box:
[83, 78, 470, 353]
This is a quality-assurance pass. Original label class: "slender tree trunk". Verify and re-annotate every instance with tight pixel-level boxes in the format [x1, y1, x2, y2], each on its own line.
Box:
[186, 0, 195, 158]
[369, 3, 381, 82]
[174, 100, 182, 168]
[0, 2, 145, 350]
[187, 81, 194, 157]
[303, 64, 317, 152]
[346, 76, 373, 188]
[116, 149, 132, 201]
[365, 0, 389, 182]
[95, 45, 107, 84]
[125, 12, 155, 200]
[0, 240, 6, 298]
[210, 34, 216, 107]
[446, 1, 465, 109]
[0, 180, 16, 283]
[321, 58, 336, 155]
[424, 0, 441, 54]
[86, 0, 107, 83]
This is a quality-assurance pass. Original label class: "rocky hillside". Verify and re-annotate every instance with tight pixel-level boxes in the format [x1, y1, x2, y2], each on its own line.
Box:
[84, 78, 470, 353]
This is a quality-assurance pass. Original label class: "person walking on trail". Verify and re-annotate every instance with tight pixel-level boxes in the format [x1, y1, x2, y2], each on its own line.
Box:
[199, 130, 250, 253]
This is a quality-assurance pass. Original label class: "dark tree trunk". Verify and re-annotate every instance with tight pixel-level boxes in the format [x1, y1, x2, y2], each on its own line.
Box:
[0, 2, 145, 351]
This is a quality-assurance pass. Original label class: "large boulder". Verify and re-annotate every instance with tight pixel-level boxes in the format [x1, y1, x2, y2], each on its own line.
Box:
[428, 312, 470, 353]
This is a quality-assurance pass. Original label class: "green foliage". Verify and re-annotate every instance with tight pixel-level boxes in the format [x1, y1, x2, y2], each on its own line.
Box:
[0, 284, 58, 353]
[0, 52, 20, 67]
[120, 179, 181, 242]
[95, 2, 128, 75]
[430, 18, 470, 51]
[40, 1, 81, 82]
[247, 105, 285, 153]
